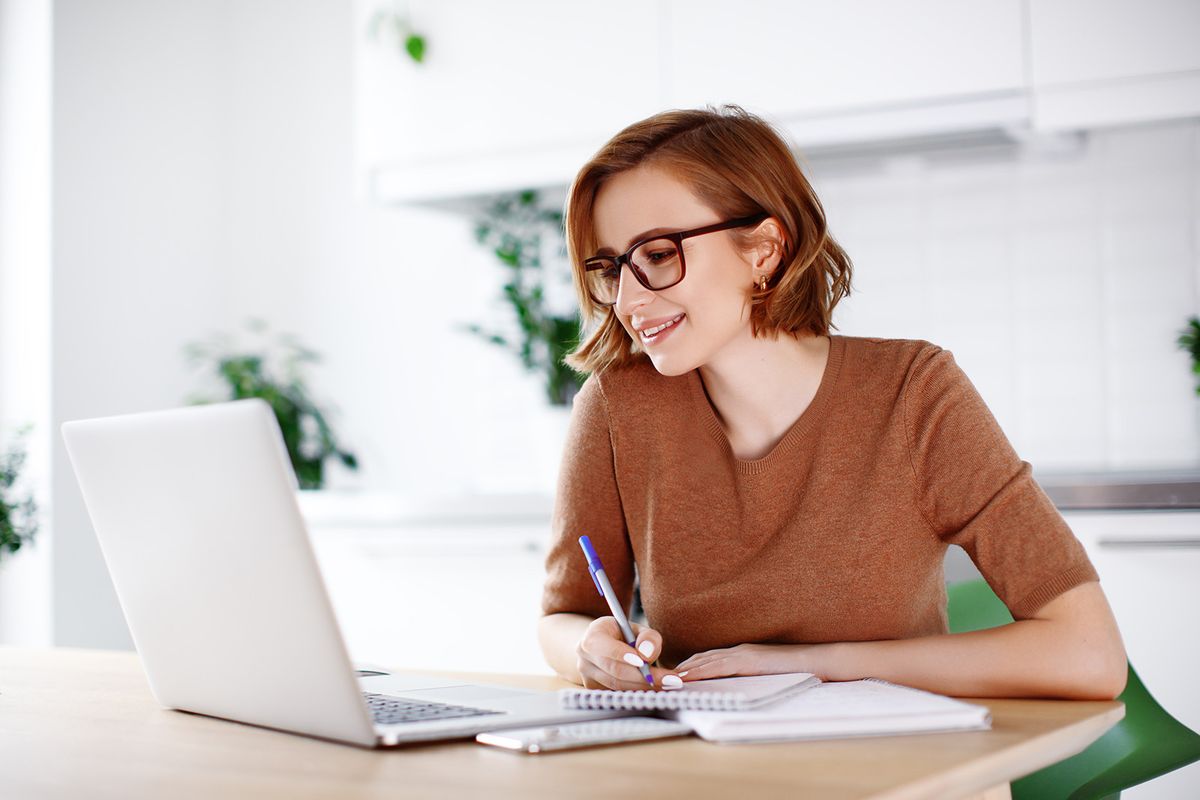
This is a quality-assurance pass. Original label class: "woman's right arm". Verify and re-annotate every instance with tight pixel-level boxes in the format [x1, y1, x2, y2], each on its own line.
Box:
[538, 376, 680, 689]
[537, 612, 595, 684]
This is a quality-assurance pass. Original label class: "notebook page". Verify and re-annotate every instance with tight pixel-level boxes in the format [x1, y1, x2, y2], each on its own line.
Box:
[676, 673, 818, 701]
[734, 679, 988, 720]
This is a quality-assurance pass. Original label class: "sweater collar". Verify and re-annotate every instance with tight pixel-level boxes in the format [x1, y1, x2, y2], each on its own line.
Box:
[688, 334, 847, 476]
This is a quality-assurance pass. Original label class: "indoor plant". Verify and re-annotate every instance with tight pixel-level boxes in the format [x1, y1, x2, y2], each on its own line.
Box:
[1178, 315, 1200, 395]
[464, 189, 584, 406]
[0, 427, 38, 565]
[184, 320, 358, 490]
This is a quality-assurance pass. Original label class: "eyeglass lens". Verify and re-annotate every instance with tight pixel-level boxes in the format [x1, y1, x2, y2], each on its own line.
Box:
[586, 238, 682, 305]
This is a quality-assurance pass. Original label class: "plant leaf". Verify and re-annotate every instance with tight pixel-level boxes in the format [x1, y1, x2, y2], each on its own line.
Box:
[405, 34, 426, 63]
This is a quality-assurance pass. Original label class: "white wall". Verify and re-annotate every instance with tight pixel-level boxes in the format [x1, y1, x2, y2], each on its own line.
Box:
[0, 0, 52, 644]
[812, 121, 1200, 470]
[51, 0, 234, 648]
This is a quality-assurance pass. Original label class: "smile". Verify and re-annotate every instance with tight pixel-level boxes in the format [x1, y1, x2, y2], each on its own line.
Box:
[638, 313, 685, 345]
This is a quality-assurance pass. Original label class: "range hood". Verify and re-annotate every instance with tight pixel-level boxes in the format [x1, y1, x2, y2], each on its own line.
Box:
[370, 90, 1081, 208]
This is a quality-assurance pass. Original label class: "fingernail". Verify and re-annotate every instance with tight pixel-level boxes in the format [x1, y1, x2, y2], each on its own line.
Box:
[623, 653, 645, 668]
[678, 671, 689, 677]
[661, 674, 683, 689]
[638, 640, 654, 658]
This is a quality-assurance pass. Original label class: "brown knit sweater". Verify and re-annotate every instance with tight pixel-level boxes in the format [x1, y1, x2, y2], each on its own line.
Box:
[541, 335, 1100, 668]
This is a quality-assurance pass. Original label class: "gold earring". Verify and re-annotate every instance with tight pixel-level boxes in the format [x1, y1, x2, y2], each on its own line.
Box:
[756, 275, 768, 291]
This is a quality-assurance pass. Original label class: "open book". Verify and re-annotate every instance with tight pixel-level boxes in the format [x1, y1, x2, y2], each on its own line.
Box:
[558, 672, 820, 712]
[667, 678, 992, 743]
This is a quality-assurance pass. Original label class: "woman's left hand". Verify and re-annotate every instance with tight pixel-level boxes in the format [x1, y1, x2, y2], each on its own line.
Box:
[673, 643, 825, 681]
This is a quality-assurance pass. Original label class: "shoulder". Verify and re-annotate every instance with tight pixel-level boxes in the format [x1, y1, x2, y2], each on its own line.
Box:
[569, 357, 667, 423]
[838, 334, 947, 384]
[591, 356, 684, 405]
[573, 358, 691, 441]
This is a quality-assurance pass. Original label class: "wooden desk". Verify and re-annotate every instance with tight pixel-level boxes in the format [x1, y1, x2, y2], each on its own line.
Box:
[1, 647, 1122, 800]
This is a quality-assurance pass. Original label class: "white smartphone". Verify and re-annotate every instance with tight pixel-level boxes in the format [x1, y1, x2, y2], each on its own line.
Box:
[475, 716, 693, 754]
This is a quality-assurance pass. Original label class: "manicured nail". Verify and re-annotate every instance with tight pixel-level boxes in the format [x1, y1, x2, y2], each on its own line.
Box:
[638, 640, 654, 658]
[661, 674, 683, 689]
[623, 653, 645, 668]
[678, 671, 689, 677]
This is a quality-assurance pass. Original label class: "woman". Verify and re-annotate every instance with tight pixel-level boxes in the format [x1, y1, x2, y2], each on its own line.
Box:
[537, 105, 1127, 700]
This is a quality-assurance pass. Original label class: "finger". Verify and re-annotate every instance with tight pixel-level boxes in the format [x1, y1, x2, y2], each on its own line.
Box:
[674, 655, 706, 671]
[583, 626, 649, 675]
[674, 648, 723, 671]
[675, 658, 737, 682]
[579, 660, 618, 690]
[607, 652, 658, 688]
[633, 627, 664, 663]
[581, 651, 659, 691]
[586, 617, 640, 654]
[649, 666, 685, 690]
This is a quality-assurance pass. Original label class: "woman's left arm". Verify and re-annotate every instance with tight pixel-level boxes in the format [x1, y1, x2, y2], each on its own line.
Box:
[674, 581, 1128, 700]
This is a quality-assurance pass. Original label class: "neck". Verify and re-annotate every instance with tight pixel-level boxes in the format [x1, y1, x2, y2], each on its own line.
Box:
[698, 330, 831, 451]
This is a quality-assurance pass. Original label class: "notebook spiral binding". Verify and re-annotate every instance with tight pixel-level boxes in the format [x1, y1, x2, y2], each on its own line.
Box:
[558, 688, 750, 711]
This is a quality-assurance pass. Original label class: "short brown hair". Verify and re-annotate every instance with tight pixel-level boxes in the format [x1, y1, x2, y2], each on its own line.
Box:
[564, 104, 853, 374]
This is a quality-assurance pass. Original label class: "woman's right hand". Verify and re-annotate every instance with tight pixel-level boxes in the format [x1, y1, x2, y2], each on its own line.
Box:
[576, 616, 681, 690]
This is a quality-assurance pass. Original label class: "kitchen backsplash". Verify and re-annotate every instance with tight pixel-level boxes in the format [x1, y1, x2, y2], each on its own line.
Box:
[810, 118, 1198, 472]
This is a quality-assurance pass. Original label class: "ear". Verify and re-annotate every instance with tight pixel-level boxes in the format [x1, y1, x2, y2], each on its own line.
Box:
[750, 217, 787, 276]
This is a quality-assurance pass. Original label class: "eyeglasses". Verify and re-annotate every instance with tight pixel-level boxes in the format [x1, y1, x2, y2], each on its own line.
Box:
[582, 212, 769, 307]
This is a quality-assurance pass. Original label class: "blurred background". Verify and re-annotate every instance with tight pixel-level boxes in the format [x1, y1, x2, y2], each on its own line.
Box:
[1, 1, 1199, 792]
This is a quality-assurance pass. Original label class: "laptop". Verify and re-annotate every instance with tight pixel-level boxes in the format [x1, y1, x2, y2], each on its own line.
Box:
[61, 398, 623, 747]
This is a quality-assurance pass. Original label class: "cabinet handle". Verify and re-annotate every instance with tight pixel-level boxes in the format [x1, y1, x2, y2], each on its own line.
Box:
[1097, 538, 1200, 549]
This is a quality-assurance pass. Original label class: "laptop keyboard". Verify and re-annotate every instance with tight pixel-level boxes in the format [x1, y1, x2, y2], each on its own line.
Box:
[363, 692, 504, 726]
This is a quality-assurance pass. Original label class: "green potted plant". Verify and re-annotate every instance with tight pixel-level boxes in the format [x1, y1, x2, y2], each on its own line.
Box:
[1178, 315, 1200, 395]
[184, 320, 359, 490]
[0, 427, 38, 566]
[464, 189, 584, 406]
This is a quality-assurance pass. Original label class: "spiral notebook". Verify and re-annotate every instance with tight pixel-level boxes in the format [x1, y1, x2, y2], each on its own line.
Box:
[669, 678, 992, 743]
[558, 672, 820, 712]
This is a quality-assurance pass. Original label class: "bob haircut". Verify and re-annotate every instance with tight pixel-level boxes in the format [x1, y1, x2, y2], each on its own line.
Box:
[564, 104, 853, 375]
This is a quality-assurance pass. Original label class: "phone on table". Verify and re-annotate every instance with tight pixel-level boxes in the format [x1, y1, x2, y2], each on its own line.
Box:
[475, 716, 693, 754]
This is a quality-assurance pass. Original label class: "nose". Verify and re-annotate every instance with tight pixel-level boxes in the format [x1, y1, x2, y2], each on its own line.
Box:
[614, 263, 653, 316]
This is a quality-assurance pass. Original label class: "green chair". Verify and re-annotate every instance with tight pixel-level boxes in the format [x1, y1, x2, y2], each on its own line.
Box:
[946, 579, 1200, 800]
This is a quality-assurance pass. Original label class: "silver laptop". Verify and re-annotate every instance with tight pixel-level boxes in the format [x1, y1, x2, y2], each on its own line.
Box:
[61, 399, 621, 747]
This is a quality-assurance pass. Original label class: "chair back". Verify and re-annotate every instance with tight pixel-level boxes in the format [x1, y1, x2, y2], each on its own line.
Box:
[946, 579, 1200, 800]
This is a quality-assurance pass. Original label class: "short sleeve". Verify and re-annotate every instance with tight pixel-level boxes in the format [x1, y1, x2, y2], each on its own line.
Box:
[540, 373, 636, 619]
[904, 346, 1099, 618]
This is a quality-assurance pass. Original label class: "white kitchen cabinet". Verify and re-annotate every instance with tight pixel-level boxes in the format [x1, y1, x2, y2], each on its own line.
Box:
[664, 0, 1025, 119]
[298, 491, 557, 676]
[358, 0, 1200, 204]
[1029, 0, 1200, 130]
[359, 0, 1032, 202]
[356, 0, 665, 201]
[310, 523, 555, 676]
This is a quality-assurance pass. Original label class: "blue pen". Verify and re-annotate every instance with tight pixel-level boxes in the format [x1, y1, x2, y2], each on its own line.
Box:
[578, 535, 655, 687]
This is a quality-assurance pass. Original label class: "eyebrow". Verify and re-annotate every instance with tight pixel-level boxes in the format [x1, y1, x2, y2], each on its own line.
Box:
[594, 227, 678, 257]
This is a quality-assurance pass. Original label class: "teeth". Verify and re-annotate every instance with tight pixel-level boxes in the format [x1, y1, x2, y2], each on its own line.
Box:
[641, 314, 683, 338]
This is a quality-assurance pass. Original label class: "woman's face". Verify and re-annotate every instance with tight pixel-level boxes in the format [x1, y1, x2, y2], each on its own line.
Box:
[591, 165, 761, 377]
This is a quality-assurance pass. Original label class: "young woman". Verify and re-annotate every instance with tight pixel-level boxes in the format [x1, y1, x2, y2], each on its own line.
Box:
[537, 105, 1127, 701]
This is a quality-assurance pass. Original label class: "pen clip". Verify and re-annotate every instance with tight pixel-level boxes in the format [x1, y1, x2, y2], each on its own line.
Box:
[578, 535, 605, 597]
[587, 565, 604, 597]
